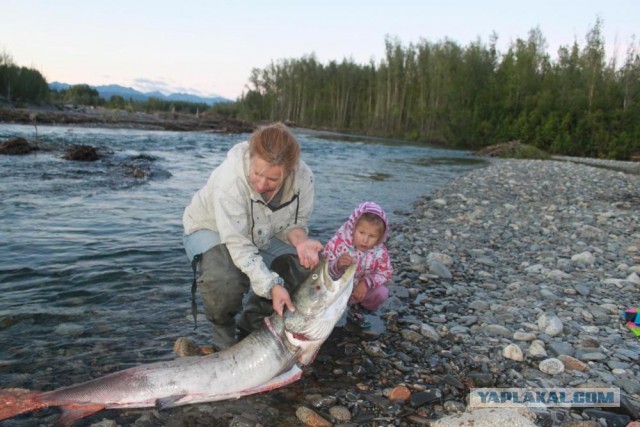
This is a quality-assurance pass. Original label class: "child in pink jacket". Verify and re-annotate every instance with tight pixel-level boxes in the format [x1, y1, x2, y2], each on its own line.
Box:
[322, 201, 393, 328]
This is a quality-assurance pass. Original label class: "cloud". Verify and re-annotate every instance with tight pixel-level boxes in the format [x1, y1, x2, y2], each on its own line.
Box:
[130, 77, 216, 97]
[131, 77, 174, 95]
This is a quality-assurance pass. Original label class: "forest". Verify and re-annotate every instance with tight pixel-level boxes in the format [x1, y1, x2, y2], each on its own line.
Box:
[1, 20, 639, 159]
[235, 21, 640, 160]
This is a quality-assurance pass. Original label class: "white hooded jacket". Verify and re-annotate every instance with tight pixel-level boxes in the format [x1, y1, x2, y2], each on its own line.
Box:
[183, 141, 315, 298]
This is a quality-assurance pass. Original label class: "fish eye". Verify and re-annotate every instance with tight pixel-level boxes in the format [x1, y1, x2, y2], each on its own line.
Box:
[312, 274, 318, 280]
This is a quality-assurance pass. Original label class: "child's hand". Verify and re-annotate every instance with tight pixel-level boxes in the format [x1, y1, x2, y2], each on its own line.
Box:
[351, 280, 367, 302]
[336, 254, 354, 270]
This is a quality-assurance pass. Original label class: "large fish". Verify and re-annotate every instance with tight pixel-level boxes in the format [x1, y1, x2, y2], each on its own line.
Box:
[0, 260, 355, 424]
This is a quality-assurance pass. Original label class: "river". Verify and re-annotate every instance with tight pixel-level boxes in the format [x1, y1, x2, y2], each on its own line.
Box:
[0, 123, 486, 424]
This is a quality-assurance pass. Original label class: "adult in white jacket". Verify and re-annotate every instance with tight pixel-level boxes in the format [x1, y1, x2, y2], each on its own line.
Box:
[182, 122, 323, 350]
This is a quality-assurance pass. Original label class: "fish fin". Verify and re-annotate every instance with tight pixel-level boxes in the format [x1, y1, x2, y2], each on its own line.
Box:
[242, 365, 303, 395]
[0, 388, 49, 421]
[298, 347, 321, 366]
[155, 394, 188, 410]
[58, 403, 106, 424]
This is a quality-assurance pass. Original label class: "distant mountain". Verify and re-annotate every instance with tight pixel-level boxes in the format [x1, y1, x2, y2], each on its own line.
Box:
[48, 82, 232, 105]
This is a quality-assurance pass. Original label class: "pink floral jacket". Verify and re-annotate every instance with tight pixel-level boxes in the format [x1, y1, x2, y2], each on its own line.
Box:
[322, 201, 393, 289]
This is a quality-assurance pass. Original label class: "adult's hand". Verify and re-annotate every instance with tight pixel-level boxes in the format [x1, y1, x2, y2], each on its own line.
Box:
[271, 283, 295, 316]
[296, 238, 323, 269]
[288, 228, 323, 269]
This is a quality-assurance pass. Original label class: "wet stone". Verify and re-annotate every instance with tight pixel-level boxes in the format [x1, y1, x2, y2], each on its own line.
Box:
[0, 136, 47, 154]
[578, 351, 607, 361]
[442, 374, 464, 389]
[547, 341, 575, 357]
[443, 400, 465, 413]
[410, 389, 442, 407]
[363, 394, 392, 411]
[405, 414, 432, 425]
[467, 372, 494, 387]
[619, 395, 640, 420]
[558, 354, 589, 371]
[328, 405, 351, 421]
[229, 415, 259, 427]
[583, 409, 630, 427]
[484, 324, 511, 337]
[63, 144, 100, 161]
[388, 385, 411, 401]
[614, 378, 640, 394]
[295, 406, 332, 427]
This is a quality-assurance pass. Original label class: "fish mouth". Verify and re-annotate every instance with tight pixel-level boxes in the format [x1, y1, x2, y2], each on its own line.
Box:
[321, 261, 335, 291]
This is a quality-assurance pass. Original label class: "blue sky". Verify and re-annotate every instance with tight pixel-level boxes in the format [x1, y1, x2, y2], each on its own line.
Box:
[2, 0, 638, 100]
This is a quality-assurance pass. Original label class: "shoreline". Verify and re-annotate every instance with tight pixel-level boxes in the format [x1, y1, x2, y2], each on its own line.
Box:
[0, 105, 255, 133]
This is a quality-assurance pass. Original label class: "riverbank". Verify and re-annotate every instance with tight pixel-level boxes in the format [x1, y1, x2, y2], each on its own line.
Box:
[0, 104, 255, 133]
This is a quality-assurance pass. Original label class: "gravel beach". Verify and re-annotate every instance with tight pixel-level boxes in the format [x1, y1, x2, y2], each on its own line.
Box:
[372, 157, 639, 426]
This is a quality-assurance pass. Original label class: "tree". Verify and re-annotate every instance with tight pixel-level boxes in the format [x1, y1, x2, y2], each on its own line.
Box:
[65, 84, 100, 106]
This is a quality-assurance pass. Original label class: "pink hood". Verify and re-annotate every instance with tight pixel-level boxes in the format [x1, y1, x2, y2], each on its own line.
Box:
[322, 201, 393, 289]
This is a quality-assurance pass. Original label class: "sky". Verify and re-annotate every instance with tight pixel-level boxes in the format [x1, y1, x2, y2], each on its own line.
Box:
[2, 1, 638, 101]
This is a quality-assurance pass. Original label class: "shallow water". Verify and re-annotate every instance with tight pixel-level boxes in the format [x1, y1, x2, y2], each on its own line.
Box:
[0, 124, 485, 415]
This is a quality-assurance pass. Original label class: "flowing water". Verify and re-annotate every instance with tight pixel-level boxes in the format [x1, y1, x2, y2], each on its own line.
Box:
[0, 124, 486, 419]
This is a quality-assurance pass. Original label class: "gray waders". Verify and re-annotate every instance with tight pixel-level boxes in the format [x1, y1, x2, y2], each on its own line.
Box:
[193, 245, 309, 350]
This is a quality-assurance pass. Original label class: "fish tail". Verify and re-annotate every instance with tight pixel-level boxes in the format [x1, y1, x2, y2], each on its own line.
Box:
[0, 388, 48, 420]
[0, 388, 105, 423]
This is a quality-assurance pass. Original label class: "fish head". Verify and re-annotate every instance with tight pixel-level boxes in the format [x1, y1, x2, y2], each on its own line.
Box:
[283, 259, 355, 365]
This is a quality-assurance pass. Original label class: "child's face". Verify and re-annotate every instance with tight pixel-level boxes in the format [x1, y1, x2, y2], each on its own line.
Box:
[352, 219, 382, 252]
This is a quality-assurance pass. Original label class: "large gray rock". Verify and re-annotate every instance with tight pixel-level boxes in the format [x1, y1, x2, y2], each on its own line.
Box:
[431, 408, 537, 427]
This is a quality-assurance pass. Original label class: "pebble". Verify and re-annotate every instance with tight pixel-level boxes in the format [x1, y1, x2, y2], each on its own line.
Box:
[539, 358, 565, 375]
[529, 341, 547, 357]
[295, 406, 332, 427]
[503, 343, 524, 361]
[420, 323, 440, 340]
[388, 385, 411, 401]
[513, 331, 536, 341]
[328, 405, 351, 421]
[537, 312, 564, 336]
[558, 354, 590, 371]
